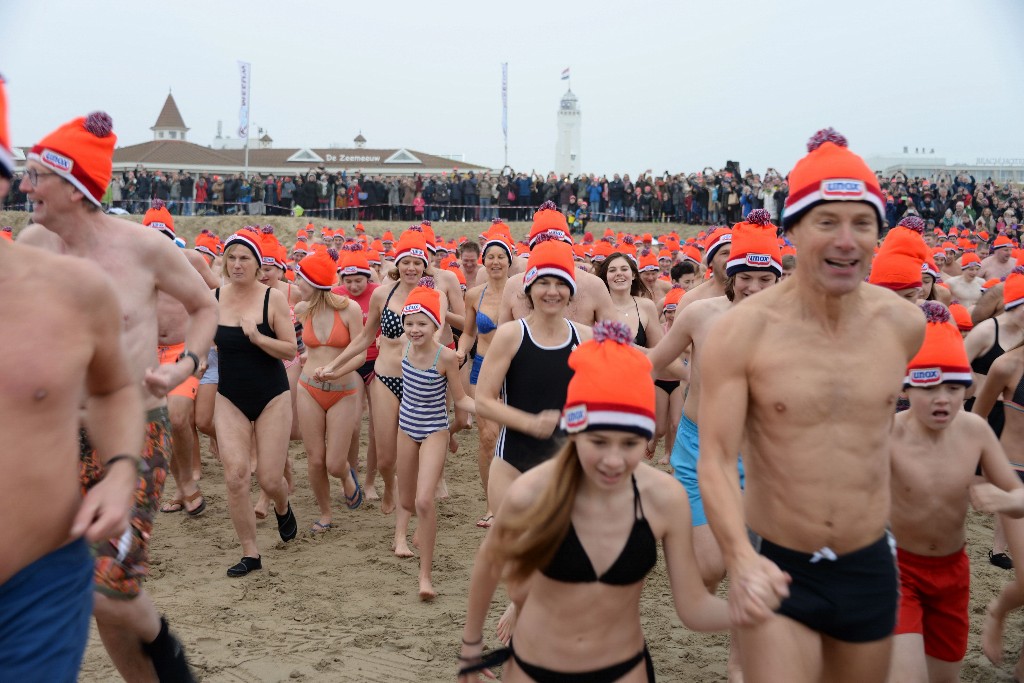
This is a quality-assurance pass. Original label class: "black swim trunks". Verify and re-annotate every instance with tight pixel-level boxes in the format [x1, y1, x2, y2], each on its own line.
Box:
[751, 531, 898, 643]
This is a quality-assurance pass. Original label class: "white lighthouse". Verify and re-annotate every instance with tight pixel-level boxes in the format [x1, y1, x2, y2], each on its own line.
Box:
[555, 89, 581, 177]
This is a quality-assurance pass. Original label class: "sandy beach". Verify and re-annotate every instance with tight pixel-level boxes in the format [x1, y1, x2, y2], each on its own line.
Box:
[73, 416, 1024, 683]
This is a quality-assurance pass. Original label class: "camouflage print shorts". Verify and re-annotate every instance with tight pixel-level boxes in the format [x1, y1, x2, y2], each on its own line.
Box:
[79, 406, 170, 598]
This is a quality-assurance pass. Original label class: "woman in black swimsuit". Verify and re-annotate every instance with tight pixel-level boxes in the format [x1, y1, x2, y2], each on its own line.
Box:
[213, 231, 298, 577]
[458, 321, 728, 682]
[314, 228, 440, 516]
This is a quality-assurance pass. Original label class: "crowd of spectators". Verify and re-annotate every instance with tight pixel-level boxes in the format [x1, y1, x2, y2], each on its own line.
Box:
[3, 164, 1020, 233]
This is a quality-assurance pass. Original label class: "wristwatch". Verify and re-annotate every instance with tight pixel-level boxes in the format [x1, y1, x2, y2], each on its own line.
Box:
[177, 349, 200, 376]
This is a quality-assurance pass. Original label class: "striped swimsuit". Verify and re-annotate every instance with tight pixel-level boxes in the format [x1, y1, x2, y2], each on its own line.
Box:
[398, 344, 449, 442]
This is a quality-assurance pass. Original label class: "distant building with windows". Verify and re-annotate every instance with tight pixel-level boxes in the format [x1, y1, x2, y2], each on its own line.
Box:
[11, 93, 489, 178]
[867, 147, 1024, 183]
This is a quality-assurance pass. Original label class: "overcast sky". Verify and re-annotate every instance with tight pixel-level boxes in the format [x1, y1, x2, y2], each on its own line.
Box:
[3, 0, 1023, 176]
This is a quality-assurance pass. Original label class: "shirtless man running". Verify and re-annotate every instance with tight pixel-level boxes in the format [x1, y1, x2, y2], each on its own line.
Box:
[19, 111, 218, 683]
[980, 235, 1016, 281]
[945, 253, 984, 310]
[699, 129, 925, 683]
[0, 83, 142, 682]
[144, 203, 219, 516]
[498, 202, 616, 325]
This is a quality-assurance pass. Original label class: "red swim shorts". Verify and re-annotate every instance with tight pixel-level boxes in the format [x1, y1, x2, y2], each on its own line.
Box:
[894, 546, 970, 662]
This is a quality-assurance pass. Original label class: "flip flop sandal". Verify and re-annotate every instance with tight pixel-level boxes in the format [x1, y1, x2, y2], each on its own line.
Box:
[160, 499, 184, 514]
[476, 515, 494, 529]
[311, 521, 334, 534]
[184, 489, 206, 517]
[344, 467, 364, 510]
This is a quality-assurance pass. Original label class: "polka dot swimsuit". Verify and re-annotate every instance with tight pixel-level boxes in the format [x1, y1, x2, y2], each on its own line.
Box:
[381, 284, 404, 340]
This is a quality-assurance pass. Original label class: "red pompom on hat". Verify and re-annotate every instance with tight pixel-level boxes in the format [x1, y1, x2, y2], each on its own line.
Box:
[1004, 270, 1024, 311]
[394, 229, 429, 267]
[297, 248, 340, 289]
[726, 209, 782, 277]
[562, 320, 656, 439]
[0, 76, 12, 179]
[702, 226, 732, 264]
[143, 200, 175, 239]
[529, 201, 573, 247]
[402, 280, 442, 329]
[524, 240, 576, 295]
[29, 111, 116, 208]
[783, 128, 884, 232]
[904, 302, 972, 388]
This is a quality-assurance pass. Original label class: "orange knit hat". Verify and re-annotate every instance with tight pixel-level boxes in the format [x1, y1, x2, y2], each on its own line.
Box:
[869, 223, 929, 290]
[994, 234, 1013, 250]
[194, 230, 219, 258]
[339, 250, 373, 278]
[1004, 269, 1024, 310]
[524, 239, 576, 295]
[0, 76, 11, 179]
[637, 250, 660, 273]
[904, 302, 972, 388]
[29, 111, 116, 207]
[292, 240, 310, 255]
[948, 301, 973, 332]
[529, 201, 572, 247]
[297, 248, 340, 289]
[143, 200, 175, 239]
[394, 228, 429, 267]
[483, 231, 514, 263]
[224, 229, 263, 262]
[662, 285, 685, 312]
[960, 253, 981, 269]
[783, 128, 884, 232]
[726, 209, 782, 277]
[591, 240, 614, 263]
[702, 226, 732, 264]
[402, 278, 442, 328]
[562, 320, 656, 439]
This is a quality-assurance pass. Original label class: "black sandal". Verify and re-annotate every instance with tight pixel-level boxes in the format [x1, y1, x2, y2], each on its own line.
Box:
[990, 550, 1014, 570]
[227, 556, 262, 577]
[276, 503, 297, 542]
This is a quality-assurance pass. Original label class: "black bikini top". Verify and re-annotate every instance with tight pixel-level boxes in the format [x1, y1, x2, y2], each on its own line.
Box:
[541, 475, 657, 586]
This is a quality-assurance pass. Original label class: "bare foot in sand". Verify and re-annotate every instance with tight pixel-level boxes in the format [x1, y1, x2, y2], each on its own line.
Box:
[419, 576, 436, 602]
[496, 603, 517, 645]
[411, 531, 420, 549]
[658, 456, 669, 466]
[983, 599, 1006, 665]
[254, 491, 269, 520]
[434, 475, 449, 501]
[364, 483, 380, 502]
[285, 457, 295, 495]
[381, 480, 397, 515]
[449, 434, 459, 454]
[393, 538, 414, 558]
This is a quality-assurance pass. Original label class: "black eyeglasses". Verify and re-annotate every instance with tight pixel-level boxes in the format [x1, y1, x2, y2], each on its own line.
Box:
[24, 168, 59, 186]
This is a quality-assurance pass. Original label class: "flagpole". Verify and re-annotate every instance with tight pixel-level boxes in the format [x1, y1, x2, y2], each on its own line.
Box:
[502, 63, 509, 168]
[243, 72, 250, 180]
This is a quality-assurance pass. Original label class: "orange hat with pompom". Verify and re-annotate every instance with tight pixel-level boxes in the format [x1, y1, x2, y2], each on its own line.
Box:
[562, 320, 656, 439]
[297, 248, 340, 289]
[726, 209, 782, 277]
[402, 277, 442, 328]
[339, 250, 373, 278]
[1004, 268, 1024, 310]
[194, 230, 219, 258]
[394, 228, 429, 267]
[948, 301, 973, 332]
[783, 128, 884, 232]
[525, 239, 576, 295]
[29, 111, 117, 207]
[529, 201, 573, 247]
[904, 302, 972, 388]
[662, 285, 685, 312]
[143, 199, 175, 238]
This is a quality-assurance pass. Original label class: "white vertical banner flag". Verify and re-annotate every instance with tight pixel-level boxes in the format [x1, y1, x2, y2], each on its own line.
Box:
[501, 63, 508, 141]
[238, 61, 251, 138]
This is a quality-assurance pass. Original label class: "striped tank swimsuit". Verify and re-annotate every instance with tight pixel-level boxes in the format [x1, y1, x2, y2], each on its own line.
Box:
[398, 343, 449, 443]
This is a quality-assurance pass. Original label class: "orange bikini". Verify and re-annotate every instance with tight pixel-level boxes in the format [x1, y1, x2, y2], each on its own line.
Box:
[299, 310, 357, 410]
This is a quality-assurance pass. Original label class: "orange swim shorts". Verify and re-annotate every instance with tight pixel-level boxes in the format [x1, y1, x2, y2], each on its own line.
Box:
[157, 342, 199, 400]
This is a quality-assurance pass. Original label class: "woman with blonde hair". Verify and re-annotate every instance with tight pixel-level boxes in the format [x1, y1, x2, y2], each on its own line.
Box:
[458, 320, 728, 681]
[294, 248, 366, 532]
